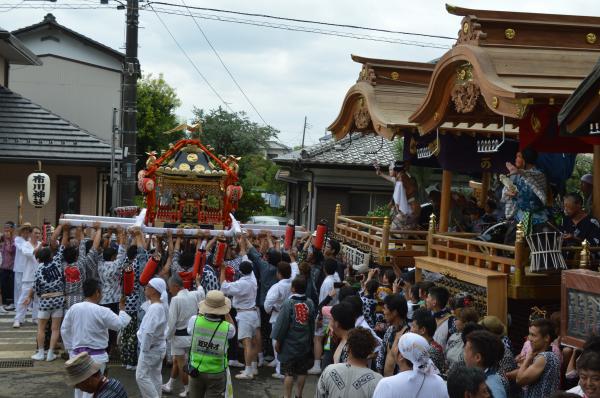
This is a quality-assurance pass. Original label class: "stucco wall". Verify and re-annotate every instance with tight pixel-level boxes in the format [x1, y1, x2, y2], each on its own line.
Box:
[9, 55, 121, 144]
[0, 163, 98, 226]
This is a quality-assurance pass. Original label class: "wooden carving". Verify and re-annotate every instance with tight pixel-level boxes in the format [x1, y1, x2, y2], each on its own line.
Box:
[456, 17, 487, 45]
[358, 65, 377, 85]
[353, 102, 371, 129]
[452, 81, 481, 113]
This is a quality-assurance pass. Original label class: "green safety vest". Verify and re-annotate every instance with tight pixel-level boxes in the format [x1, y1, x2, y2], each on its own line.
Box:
[189, 316, 229, 373]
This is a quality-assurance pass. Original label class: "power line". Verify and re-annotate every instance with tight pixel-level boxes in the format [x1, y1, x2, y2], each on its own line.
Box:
[147, 3, 234, 112]
[0, 2, 451, 48]
[148, 1, 455, 40]
[146, 6, 450, 49]
[179, 0, 269, 126]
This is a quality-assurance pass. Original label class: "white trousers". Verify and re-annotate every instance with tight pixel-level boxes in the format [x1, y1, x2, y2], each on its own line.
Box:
[15, 281, 37, 322]
[13, 271, 22, 307]
[73, 358, 106, 398]
[271, 334, 280, 374]
[136, 348, 166, 398]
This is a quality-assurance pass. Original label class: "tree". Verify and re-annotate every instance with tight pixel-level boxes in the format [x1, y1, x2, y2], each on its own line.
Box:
[566, 154, 593, 193]
[136, 74, 182, 155]
[192, 107, 278, 156]
[238, 155, 285, 193]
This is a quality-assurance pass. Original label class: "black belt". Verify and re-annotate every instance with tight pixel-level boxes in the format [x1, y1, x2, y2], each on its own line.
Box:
[175, 329, 189, 336]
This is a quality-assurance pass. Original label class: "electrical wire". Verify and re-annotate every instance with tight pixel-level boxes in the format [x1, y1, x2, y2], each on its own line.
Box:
[179, 0, 269, 126]
[0, 0, 26, 13]
[146, 6, 450, 49]
[0, 2, 451, 48]
[148, 1, 455, 40]
[147, 3, 234, 112]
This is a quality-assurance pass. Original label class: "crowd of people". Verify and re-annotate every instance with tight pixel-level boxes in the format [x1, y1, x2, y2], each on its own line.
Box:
[0, 216, 599, 398]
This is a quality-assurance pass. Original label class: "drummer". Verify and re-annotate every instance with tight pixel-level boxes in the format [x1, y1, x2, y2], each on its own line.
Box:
[502, 147, 549, 235]
[560, 192, 600, 246]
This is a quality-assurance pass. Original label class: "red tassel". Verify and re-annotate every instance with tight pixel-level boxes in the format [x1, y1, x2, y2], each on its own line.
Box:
[140, 256, 158, 286]
[314, 223, 327, 250]
[225, 265, 235, 282]
[284, 220, 295, 250]
[192, 249, 206, 280]
[123, 264, 135, 295]
[215, 241, 227, 266]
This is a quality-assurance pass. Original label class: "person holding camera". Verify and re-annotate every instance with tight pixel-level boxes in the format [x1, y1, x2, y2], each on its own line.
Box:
[186, 290, 236, 398]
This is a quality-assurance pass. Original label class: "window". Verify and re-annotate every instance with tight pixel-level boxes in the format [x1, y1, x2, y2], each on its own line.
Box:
[56, 176, 81, 223]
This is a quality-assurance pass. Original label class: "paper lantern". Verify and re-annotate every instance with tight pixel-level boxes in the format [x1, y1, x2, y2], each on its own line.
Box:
[226, 185, 243, 204]
[27, 172, 50, 208]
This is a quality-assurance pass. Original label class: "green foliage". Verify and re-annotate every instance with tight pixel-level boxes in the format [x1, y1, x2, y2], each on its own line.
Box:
[238, 155, 285, 194]
[566, 154, 593, 193]
[393, 136, 404, 161]
[235, 191, 267, 222]
[192, 107, 278, 156]
[367, 204, 390, 218]
[136, 74, 182, 155]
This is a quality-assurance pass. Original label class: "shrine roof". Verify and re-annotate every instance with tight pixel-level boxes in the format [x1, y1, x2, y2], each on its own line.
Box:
[328, 54, 517, 141]
[0, 86, 119, 164]
[558, 57, 600, 133]
[273, 132, 395, 169]
[409, 4, 600, 134]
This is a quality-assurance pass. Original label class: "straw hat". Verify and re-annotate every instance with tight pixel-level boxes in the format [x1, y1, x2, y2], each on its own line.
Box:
[18, 222, 32, 232]
[64, 352, 102, 386]
[479, 315, 507, 337]
[198, 290, 231, 315]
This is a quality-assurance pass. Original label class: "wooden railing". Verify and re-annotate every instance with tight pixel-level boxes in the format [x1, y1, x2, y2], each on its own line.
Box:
[333, 204, 428, 265]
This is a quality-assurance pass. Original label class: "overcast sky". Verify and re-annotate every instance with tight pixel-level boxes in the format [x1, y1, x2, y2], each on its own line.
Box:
[1, 0, 596, 147]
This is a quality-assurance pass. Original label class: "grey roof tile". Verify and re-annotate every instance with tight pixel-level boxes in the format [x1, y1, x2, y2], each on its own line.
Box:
[0, 86, 119, 164]
[274, 133, 396, 167]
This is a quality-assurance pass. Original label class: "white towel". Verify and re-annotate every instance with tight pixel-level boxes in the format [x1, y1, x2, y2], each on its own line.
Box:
[393, 180, 411, 215]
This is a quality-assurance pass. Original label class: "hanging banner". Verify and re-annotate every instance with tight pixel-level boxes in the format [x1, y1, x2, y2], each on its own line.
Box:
[403, 132, 518, 174]
[521, 105, 600, 152]
[27, 172, 50, 208]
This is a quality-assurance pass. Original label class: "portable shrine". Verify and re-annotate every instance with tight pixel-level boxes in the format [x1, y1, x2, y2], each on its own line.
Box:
[138, 138, 243, 230]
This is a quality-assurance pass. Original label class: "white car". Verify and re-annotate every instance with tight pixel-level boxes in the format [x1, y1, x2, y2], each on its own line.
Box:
[246, 216, 288, 226]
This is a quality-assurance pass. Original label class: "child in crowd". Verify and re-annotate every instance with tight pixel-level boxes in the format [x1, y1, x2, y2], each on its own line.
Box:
[406, 284, 421, 323]
[359, 278, 379, 329]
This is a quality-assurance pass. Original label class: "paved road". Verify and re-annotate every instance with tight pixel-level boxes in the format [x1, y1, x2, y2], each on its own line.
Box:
[0, 310, 318, 397]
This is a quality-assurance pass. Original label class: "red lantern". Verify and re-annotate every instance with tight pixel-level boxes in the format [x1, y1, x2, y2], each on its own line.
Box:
[123, 264, 135, 295]
[140, 256, 159, 286]
[226, 185, 243, 209]
[284, 219, 295, 250]
[314, 222, 327, 250]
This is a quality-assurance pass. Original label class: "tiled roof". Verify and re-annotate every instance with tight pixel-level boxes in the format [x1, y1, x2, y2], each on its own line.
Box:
[0, 26, 41, 65]
[274, 133, 395, 168]
[0, 86, 119, 164]
[12, 14, 124, 61]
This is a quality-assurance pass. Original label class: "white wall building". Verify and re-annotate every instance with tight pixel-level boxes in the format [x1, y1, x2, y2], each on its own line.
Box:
[10, 13, 124, 144]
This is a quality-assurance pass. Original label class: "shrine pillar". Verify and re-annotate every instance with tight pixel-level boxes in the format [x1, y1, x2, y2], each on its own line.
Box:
[594, 146, 600, 220]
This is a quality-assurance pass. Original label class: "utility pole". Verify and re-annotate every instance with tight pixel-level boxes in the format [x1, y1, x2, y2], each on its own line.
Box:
[120, 0, 140, 206]
[301, 116, 307, 149]
[110, 107, 120, 210]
